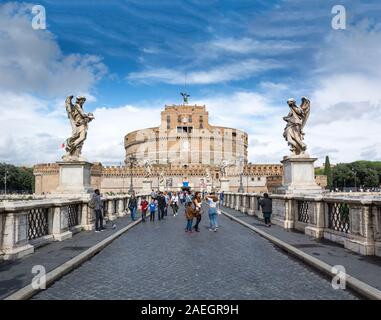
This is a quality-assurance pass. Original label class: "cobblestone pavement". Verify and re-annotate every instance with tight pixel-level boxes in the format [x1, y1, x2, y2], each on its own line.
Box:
[33, 205, 358, 300]
[221, 206, 381, 291]
[0, 214, 136, 299]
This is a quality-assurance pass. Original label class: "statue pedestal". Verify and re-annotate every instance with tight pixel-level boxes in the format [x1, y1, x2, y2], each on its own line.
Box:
[142, 180, 152, 193]
[54, 161, 93, 196]
[220, 179, 230, 192]
[277, 155, 322, 195]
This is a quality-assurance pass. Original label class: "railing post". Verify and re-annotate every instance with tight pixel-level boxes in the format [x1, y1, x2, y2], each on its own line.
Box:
[240, 194, 248, 213]
[107, 197, 117, 221]
[117, 198, 126, 217]
[51, 200, 72, 241]
[1, 209, 34, 260]
[247, 194, 254, 216]
[234, 194, 240, 211]
[284, 196, 294, 229]
[81, 200, 95, 231]
[304, 196, 324, 239]
[359, 201, 375, 255]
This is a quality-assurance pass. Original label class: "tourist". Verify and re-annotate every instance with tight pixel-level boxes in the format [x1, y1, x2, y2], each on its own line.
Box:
[91, 189, 105, 232]
[259, 193, 272, 227]
[140, 196, 149, 223]
[149, 199, 156, 221]
[157, 192, 166, 220]
[179, 191, 184, 205]
[151, 189, 157, 201]
[164, 191, 170, 216]
[193, 192, 203, 232]
[219, 191, 224, 206]
[205, 192, 219, 232]
[185, 199, 195, 233]
[171, 192, 179, 216]
[128, 193, 138, 221]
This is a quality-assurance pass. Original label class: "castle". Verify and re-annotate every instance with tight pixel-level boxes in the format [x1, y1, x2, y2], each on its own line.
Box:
[33, 103, 326, 193]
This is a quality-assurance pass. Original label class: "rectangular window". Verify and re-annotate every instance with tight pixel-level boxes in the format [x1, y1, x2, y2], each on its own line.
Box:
[200, 116, 203, 129]
[167, 115, 171, 129]
[176, 126, 193, 133]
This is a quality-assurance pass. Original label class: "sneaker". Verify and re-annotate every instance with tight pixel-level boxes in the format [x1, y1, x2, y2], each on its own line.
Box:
[112, 224, 116, 229]
[208, 228, 214, 232]
[213, 228, 217, 232]
[95, 230, 100, 233]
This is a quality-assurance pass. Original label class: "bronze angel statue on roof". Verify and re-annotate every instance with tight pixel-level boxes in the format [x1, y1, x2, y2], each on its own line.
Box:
[63, 95, 95, 161]
[181, 92, 190, 104]
[283, 97, 311, 156]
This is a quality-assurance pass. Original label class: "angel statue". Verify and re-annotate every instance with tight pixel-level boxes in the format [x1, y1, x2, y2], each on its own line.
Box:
[219, 160, 229, 178]
[63, 95, 94, 161]
[204, 168, 211, 183]
[283, 97, 311, 156]
[143, 159, 153, 178]
[180, 92, 190, 104]
[159, 170, 165, 185]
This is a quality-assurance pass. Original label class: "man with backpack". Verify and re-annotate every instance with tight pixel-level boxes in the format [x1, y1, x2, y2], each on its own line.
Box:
[258, 193, 273, 227]
[89, 189, 104, 232]
[128, 193, 138, 221]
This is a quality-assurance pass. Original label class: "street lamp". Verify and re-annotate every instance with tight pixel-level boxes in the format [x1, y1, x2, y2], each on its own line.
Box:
[351, 168, 357, 191]
[126, 155, 137, 194]
[4, 170, 9, 195]
[237, 155, 244, 193]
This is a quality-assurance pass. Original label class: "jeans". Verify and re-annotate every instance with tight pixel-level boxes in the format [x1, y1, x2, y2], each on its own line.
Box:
[141, 210, 147, 222]
[95, 209, 103, 231]
[208, 208, 218, 229]
[186, 219, 193, 231]
[130, 207, 137, 221]
[158, 206, 165, 220]
[150, 211, 155, 221]
[264, 212, 272, 225]
[171, 203, 178, 215]
[194, 215, 201, 230]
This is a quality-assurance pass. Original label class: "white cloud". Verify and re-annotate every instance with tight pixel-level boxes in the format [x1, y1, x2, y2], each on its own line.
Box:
[127, 58, 282, 85]
[0, 2, 107, 97]
[204, 37, 301, 55]
[83, 105, 162, 165]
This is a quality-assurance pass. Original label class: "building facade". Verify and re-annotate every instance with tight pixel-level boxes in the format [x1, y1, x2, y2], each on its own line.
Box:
[124, 104, 248, 166]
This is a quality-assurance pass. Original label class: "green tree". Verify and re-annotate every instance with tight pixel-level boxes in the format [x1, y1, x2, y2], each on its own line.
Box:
[0, 163, 34, 193]
[324, 156, 333, 190]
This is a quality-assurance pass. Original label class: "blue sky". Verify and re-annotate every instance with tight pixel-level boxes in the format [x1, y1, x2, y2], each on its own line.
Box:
[1, 0, 381, 165]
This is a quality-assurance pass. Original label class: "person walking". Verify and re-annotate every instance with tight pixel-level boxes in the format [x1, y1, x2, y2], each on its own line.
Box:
[151, 189, 157, 201]
[157, 192, 166, 220]
[90, 189, 105, 232]
[219, 191, 225, 206]
[171, 192, 179, 216]
[164, 192, 170, 217]
[205, 192, 219, 232]
[193, 192, 203, 232]
[185, 198, 195, 233]
[149, 199, 157, 221]
[140, 196, 149, 223]
[179, 191, 184, 205]
[128, 193, 138, 221]
[258, 193, 272, 227]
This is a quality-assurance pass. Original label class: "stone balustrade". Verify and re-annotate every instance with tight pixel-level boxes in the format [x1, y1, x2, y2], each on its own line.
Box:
[223, 192, 381, 257]
[0, 193, 150, 261]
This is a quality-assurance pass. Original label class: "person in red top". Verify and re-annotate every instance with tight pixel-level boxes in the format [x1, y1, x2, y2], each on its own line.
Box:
[140, 196, 149, 223]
